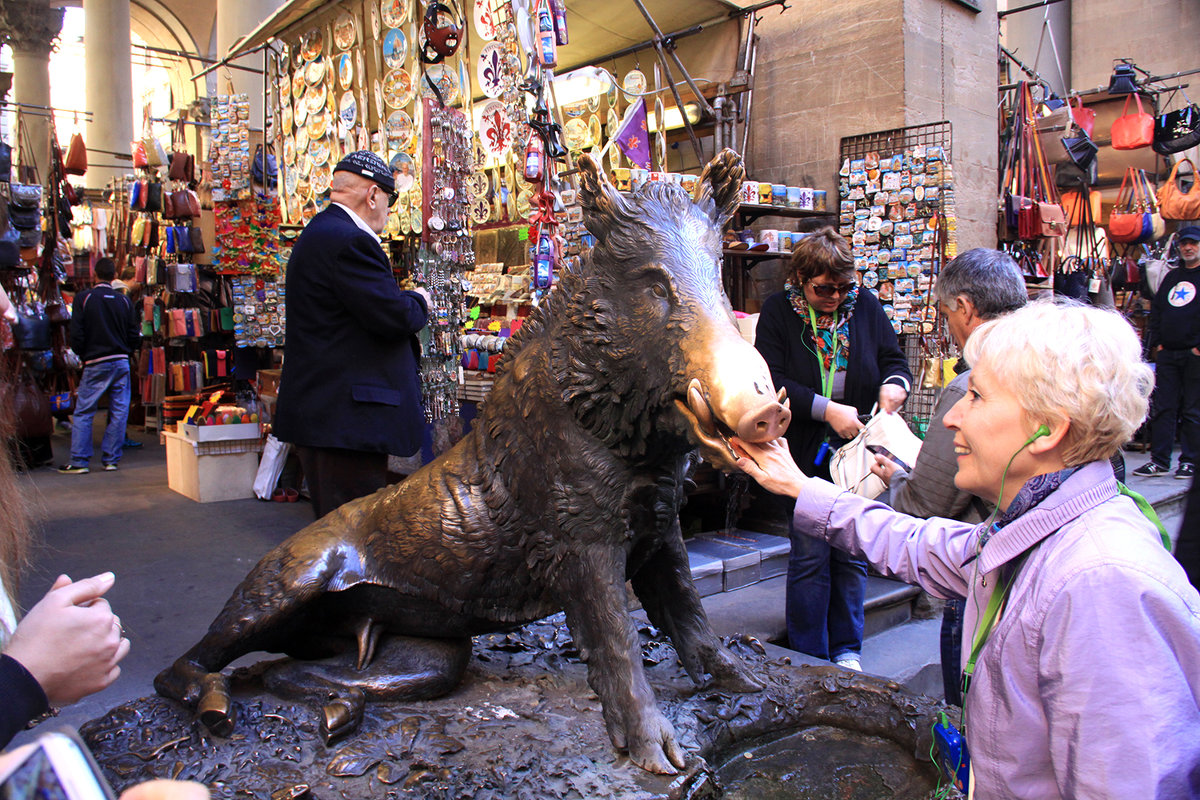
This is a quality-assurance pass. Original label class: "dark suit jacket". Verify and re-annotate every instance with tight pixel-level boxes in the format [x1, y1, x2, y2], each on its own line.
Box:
[755, 288, 911, 478]
[275, 204, 429, 455]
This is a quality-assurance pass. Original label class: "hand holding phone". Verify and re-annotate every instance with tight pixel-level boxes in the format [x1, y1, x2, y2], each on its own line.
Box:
[0, 728, 117, 800]
[867, 444, 912, 473]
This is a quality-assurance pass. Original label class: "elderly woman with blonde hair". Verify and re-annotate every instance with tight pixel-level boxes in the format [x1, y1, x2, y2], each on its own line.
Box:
[733, 300, 1200, 799]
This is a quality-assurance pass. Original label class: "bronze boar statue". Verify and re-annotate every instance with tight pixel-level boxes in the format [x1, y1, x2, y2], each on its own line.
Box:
[154, 149, 792, 774]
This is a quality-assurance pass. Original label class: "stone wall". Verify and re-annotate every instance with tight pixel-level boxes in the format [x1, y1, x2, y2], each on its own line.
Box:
[1069, 0, 1200, 91]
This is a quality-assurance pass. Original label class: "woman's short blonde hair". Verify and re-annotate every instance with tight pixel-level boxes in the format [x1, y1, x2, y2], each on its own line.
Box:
[964, 299, 1153, 466]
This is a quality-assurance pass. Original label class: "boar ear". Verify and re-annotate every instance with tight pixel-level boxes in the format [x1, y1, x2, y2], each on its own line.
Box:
[578, 153, 631, 241]
[694, 148, 744, 229]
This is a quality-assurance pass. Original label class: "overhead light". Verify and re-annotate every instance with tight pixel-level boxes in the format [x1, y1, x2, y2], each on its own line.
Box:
[648, 102, 703, 132]
[1108, 62, 1139, 95]
[551, 66, 614, 108]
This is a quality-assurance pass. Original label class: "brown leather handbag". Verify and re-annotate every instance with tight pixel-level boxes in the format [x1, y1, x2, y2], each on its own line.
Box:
[64, 132, 87, 175]
[1158, 158, 1200, 221]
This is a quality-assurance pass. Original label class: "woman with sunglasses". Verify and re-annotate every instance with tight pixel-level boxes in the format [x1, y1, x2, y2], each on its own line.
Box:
[754, 227, 911, 670]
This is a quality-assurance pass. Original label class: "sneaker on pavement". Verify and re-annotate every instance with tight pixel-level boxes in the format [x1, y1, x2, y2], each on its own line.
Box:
[833, 656, 862, 672]
[122, 437, 143, 449]
[57, 464, 89, 474]
[1132, 462, 1171, 478]
[1177, 463, 1195, 480]
[103, 463, 119, 471]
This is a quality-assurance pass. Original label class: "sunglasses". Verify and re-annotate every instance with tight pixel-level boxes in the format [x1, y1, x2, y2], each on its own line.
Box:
[808, 281, 855, 298]
[372, 184, 399, 208]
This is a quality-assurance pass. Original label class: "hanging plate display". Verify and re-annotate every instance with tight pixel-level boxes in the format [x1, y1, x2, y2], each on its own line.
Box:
[479, 100, 513, 157]
[369, 0, 381, 38]
[654, 97, 664, 134]
[306, 83, 327, 115]
[339, 92, 358, 128]
[563, 117, 588, 151]
[517, 188, 533, 219]
[300, 29, 323, 61]
[606, 109, 619, 138]
[474, 0, 500, 41]
[383, 68, 415, 109]
[309, 138, 330, 166]
[333, 12, 357, 50]
[607, 80, 618, 109]
[467, 170, 489, 197]
[381, 0, 409, 29]
[656, 131, 666, 169]
[471, 195, 491, 224]
[419, 63, 460, 105]
[588, 92, 601, 113]
[337, 53, 353, 89]
[477, 42, 506, 99]
[283, 135, 296, 165]
[562, 102, 588, 119]
[386, 109, 415, 151]
[305, 56, 326, 84]
[294, 124, 310, 154]
[622, 69, 646, 97]
[410, 207, 422, 234]
[281, 100, 293, 134]
[293, 92, 309, 126]
[291, 70, 306, 101]
[608, 140, 620, 171]
[311, 162, 332, 194]
[285, 165, 299, 195]
[383, 28, 408, 71]
[587, 114, 602, 148]
[390, 152, 416, 193]
[307, 110, 329, 140]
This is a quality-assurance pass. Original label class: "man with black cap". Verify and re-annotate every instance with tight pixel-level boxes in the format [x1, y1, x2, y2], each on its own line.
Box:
[1135, 225, 1200, 480]
[275, 150, 431, 518]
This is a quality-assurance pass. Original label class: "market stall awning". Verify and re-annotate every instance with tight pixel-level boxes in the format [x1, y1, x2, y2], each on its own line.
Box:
[216, 0, 755, 76]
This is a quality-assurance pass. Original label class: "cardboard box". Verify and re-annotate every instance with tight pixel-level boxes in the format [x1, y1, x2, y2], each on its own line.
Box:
[165, 430, 261, 503]
[181, 422, 261, 443]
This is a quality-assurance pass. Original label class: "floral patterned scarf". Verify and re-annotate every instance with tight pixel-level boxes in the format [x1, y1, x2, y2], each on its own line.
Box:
[785, 280, 858, 378]
[977, 466, 1080, 551]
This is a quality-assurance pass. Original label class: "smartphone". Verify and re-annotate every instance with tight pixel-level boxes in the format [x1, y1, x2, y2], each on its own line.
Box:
[0, 728, 117, 800]
[866, 443, 912, 472]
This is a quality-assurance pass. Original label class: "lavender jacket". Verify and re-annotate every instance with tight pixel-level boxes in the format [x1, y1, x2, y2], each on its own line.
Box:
[793, 460, 1200, 799]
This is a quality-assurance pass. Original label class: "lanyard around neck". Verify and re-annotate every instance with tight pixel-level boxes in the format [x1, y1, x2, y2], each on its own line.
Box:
[807, 304, 839, 398]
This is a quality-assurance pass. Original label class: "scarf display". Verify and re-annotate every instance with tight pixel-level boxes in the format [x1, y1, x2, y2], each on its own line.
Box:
[785, 280, 858, 377]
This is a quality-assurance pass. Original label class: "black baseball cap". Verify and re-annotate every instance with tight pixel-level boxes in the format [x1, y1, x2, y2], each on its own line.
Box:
[1177, 225, 1200, 243]
[333, 150, 396, 195]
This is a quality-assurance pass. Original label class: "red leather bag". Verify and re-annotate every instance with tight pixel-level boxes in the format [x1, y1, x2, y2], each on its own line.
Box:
[64, 132, 87, 175]
[1112, 94, 1155, 150]
[1070, 96, 1095, 138]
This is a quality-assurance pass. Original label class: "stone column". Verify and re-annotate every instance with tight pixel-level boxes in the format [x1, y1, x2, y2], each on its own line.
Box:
[216, 0, 284, 126]
[83, 0, 135, 190]
[4, 1, 64, 182]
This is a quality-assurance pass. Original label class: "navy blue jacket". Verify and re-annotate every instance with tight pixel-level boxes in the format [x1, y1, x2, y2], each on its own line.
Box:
[755, 288, 911, 477]
[1148, 264, 1200, 351]
[68, 283, 139, 365]
[0, 653, 47, 748]
[275, 205, 429, 455]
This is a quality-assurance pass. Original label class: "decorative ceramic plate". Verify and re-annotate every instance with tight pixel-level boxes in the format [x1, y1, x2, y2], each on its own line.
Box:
[517, 188, 533, 218]
[473, 137, 487, 169]
[399, 208, 412, 235]
[292, 70, 306, 101]
[383, 68, 415, 109]
[336, 53, 352, 89]
[479, 100, 513, 157]
[382, 0, 408, 29]
[587, 114, 601, 148]
[306, 83, 327, 115]
[311, 162, 332, 194]
[468, 170, 489, 197]
[622, 69, 646, 97]
[386, 109, 414, 151]
[606, 109, 619, 138]
[293, 94, 309, 127]
[383, 28, 408, 71]
[284, 166, 299, 195]
[607, 81, 618, 109]
[471, 195, 491, 224]
[562, 102, 588, 119]
[339, 92, 357, 128]
[309, 138, 330, 166]
[564, 117, 588, 151]
[294, 124, 310, 154]
[588, 92, 601, 113]
[369, 1, 381, 38]
[410, 207, 422, 234]
[277, 72, 291, 100]
[307, 110, 328, 139]
[474, 0, 499, 41]
[419, 63, 460, 105]
[283, 135, 296, 165]
[333, 12, 356, 50]
[656, 131, 666, 169]
[862, 270, 879, 288]
[373, 80, 384, 120]
[300, 29, 323, 61]
[477, 42, 506, 99]
[389, 152, 416, 192]
[281, 100, 293, 133]
[305, 56, 326, 85]
[654, 97, 664, 133]
[608, 139, 620, 170]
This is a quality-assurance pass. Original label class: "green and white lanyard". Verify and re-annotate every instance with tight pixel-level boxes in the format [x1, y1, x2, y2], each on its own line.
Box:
[807, 305, 840, 399]
[961, 482, 1171, 697]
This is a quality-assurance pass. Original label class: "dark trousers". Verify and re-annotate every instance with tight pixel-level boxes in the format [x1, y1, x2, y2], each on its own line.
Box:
[295, 445, 388, 520]
[1176, 475, 1200, 591]
[940, 597, 965, 706]
[786, 516, 868, 661]
[1150, 349, 1200, 468]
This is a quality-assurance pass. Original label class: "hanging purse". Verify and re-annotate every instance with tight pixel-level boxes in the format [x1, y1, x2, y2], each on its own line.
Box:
[0, 140, 12, 182]
[11, 368, 53, 438]
[132, 139, 148, 168]
[64, 131, 87, 175]
[13, 305, 51, 350]
[162, 191, 177, 220]
[1108, 168, 1148, 243]
[189, 226, 205, 254]
[1069, 96, 1095, 138]
[1111, 93, 1155, 150]
[1061, 188, 1102, 227]
[144, 182, 162, 213]
[1158, 158, 1200, 221]
[1153, 99, 1200, 156]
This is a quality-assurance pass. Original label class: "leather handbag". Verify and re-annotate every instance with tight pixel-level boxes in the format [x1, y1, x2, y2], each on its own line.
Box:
[144, 182, 162, 214]
[11, 368, 53, 438]
[168, 151, 191, 182]
[1037, 202, 1067, 238]
[1158, 158, 1200, 221]
[1108, 168, 1149, 243]
[64, 132, 87, 175]
[162, 190, 176, 220]
[13, 306, 51, 350]
[8, 204, 39, 230]
[132, 139, 148, 168]
[830, 408, 923, 499]
[172, 189, 194, 219]
[189, 226, 205, 254]
[1061, 188, 1102, 227]
[10, 183, 41, 208]
[1153, 103, 1200, 155]
[1070, 96, 1095, 138]
[1112, 94, 1155, 150]
[186, 190, 200, 218]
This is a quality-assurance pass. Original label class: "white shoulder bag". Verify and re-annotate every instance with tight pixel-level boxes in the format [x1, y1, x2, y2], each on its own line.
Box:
[830, 406, 923, 499]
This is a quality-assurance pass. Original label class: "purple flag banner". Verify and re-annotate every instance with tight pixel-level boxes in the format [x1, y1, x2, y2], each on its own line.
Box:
[612, 99, 651, 170]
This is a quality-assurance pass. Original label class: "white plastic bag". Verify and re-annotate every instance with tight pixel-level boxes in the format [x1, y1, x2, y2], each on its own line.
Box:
[830, 408, 923, 499]
[253, 434, 290, 500]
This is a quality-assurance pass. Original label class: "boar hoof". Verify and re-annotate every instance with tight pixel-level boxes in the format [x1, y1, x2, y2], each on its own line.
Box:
[321, 688, 365, 745]
[197, 673, 235, 736]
